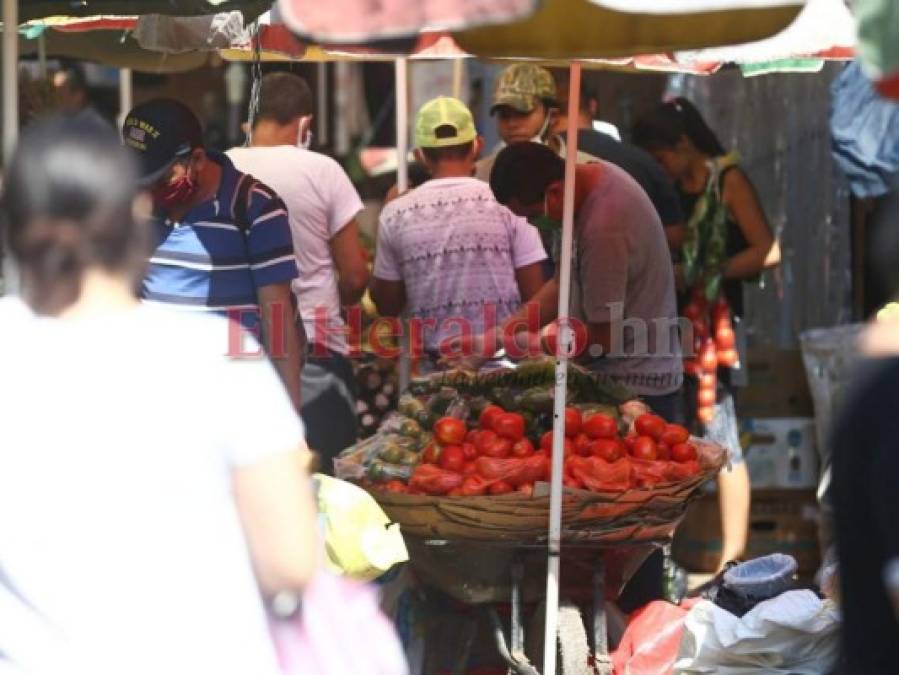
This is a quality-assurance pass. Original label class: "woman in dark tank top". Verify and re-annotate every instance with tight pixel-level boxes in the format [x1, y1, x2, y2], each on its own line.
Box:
[633, 98, 781, 572]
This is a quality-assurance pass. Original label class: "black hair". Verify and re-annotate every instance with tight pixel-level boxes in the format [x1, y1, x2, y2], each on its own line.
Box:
[490, 142, 565, 207]
[255, 72, 315, 127]
[632, 97, 726, 157]
[420, 142, 475, 163]
[1, 114, 148, 316]
[56, 61, 88, 93]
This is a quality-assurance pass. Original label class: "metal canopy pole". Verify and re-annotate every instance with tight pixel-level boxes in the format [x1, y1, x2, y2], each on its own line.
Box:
[118, 68, 133, 130]
[2, 0, 20, 296]
[543, 61, 581, 675]
[395, 57, 411, 391]
[316, 62, 328, 146]
[2, 0, 18, 166]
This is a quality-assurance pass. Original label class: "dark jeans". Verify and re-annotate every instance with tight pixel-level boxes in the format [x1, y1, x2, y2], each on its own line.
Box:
[300, 350, 359, 475]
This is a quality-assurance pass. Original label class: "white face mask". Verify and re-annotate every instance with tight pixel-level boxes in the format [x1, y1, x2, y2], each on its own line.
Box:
[530, 111, 553, 144]
[296, 116, 313, 150]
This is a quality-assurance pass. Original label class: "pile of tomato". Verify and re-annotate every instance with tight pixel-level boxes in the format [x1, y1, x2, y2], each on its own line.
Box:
[376, 405, 702, 497]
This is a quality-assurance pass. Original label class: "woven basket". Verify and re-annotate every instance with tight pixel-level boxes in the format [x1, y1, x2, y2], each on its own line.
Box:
[368, 439, 726, 546]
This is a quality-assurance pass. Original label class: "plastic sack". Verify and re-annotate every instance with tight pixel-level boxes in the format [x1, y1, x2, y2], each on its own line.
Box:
[612, 599, 699, 675]
[723, 554, 797, 603]
[315, 474, 408, 582]
[675, 590, 840, 674]
[268, 572, 408, 675]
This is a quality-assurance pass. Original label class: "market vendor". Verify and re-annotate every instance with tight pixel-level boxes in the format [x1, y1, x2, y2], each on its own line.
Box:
[122, 99, 304, 412]
[475, 63, 599, 185]
[483, 141, 684, 418]
[369, 97, 547, 364]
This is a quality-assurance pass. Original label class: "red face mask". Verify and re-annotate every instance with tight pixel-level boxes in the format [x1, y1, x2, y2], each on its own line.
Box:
[152, 171, 197, 212]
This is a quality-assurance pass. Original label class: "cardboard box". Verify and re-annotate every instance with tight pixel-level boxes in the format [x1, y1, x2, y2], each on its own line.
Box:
[742, 418, 820, 489]
[673, 489, 821, 575]
[736, 349, 814, 418]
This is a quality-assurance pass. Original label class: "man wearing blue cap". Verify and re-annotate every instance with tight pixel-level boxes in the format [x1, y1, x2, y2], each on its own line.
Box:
[122, 98, 304, 412]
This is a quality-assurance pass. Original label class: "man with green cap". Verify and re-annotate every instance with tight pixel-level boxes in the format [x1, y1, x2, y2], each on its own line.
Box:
[370, 96, 546, 361]
[475, 63, 597, 183]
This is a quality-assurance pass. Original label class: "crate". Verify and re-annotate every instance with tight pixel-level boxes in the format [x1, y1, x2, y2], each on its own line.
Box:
[673, 488, 821, 575]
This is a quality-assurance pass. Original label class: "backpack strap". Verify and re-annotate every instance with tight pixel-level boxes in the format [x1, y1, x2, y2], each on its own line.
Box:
[231, 173, 257, 235]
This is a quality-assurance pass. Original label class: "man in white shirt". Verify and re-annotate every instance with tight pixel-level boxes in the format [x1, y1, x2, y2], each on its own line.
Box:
[370, 97, 546, 360]
[228, 72, 370, 469]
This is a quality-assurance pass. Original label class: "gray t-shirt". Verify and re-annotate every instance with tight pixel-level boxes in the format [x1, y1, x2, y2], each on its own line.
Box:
[568, 161, 683, 395]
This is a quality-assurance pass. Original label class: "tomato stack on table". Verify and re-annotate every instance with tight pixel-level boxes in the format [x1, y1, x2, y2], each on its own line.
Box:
[374, 404, 701, 498]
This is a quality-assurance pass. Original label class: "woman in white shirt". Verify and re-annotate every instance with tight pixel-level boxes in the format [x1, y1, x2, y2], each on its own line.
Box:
[0, 114, 319, 675]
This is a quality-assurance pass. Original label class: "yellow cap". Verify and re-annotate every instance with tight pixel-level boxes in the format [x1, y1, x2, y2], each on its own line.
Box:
[414, 96, 477, 149]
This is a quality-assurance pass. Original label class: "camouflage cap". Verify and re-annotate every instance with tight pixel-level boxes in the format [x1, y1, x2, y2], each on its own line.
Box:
[491, 63, 557, 115]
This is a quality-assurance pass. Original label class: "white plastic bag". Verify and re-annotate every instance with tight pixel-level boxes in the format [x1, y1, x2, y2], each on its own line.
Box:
[675, 590, 840, 674]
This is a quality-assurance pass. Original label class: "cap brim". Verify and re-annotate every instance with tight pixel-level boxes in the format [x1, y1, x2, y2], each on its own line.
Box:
[490, 96, 537, 115]
[134, 156, 177, 187]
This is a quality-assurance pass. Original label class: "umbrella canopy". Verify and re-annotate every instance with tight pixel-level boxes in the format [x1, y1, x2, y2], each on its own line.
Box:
[278, 0, 805, 59]
[18, 0, 272, 23]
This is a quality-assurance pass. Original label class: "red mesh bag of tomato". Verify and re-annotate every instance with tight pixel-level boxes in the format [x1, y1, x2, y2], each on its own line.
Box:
[408, 464, 464, 495]
[568, 456, 634, 492]
[630, 458, 669, 487]
[475, 454, 549, 487]
[662, 459, 701, 482]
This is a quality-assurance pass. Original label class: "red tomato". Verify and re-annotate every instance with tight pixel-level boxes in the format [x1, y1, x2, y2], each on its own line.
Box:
[494, 412, 526, 441]
[589, 438, 624, 463]
[564, 408, 582, 437]
[563, 438, 575, 458]
[460, 475, 490, 496]
[692, 318, 709, 340]
[422, 443, 440, 465]
[573, 433, 592, 457]
[482, 437, 512, 459]
[699, 341, 719, 372]
[465, 429, 480, 444]
[683, 302, 702, 321]
[479, 404, 505, 430]
[462, 461, 478, 477]
[475, 429, 499, 455]
[698, 387, 717, 407]
[461, 442, 478, 461]
[447, 487, 465, 496]
[656, 441, 671, 461]
[489, 480, 514, 495]
[511, 438, 535, 458]
[631, 436, 658, 461]
[582, 413, 618, 440]
[718, 348, 739, 368]
[623, 434, 637, 454]
[634, 414, 666, 441]
[661, 424, 690, 446]
[540, 431, 554, 452]
[715, 326, 736, 350]
[433, 416, 466, 445]
[518, 483, 535, 497]
[672, 442, 698, 463]
[383, 480, 408, 493]
[438, 445, 465, 472]
[697, 406, 716, 425]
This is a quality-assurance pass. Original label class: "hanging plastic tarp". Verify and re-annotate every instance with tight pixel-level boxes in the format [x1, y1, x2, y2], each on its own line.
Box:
[830, 61, 899, 198]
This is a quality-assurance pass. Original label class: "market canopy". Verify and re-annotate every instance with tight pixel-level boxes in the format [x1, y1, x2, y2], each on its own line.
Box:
[17, 0, 272, 23]
[278, 0, 806, 59]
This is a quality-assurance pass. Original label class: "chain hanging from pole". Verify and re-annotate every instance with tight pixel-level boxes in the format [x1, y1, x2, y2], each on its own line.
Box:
[244, 19, 264, 146]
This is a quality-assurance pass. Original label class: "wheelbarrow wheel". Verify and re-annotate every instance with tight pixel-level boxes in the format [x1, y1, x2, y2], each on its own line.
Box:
[526, 600, 594, 674]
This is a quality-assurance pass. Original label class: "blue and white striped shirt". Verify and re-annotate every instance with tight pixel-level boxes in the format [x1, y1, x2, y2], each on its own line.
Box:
[142, 152, 298, 324]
